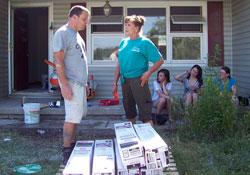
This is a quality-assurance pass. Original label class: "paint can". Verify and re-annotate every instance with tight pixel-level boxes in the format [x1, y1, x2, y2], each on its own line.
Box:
[23, 103, 40, 124]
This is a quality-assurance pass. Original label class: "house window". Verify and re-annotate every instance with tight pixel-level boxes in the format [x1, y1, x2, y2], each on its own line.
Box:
[172, 37, 201, 60]
[127, 8, 167, 60]
[92, 35, 123, 61]
[170, 6, 204, 61]
[170, 6, 203, 33]
[91, 7, 123, 61]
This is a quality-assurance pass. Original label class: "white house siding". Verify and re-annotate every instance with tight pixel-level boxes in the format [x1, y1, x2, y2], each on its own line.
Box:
[0, 0, 9, 97]
[223, 0, 233, 68]
[232, 0, 250, 97]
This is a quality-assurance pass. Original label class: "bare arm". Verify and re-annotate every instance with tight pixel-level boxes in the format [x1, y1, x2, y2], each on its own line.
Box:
[112, 61, 120, 94]
[162, 81, 171, 96]
[141, 58, 164, 87]
[156, 90, 169, 99]
[174, 71, 189, 82]
[54, 50, 73, 100]
[232, 85, 237, 96]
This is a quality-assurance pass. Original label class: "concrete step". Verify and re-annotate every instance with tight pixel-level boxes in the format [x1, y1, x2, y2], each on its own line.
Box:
[0, 97, 125, 120]
[0, 119, 124, 138]
[0, 119, 178, 139]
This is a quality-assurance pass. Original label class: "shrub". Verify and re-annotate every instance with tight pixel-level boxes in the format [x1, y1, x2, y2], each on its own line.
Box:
[189, 77, 238, 140]
[171, 44, 249, 142]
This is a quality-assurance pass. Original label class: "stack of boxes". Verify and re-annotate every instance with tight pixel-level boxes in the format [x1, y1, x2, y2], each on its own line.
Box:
[114, 122, 169, 175]
[63, 122, 169, 175]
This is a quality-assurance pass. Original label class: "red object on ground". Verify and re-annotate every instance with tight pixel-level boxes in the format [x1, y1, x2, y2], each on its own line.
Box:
[113, 92, 118, 99]
[99, 99, 119, 106]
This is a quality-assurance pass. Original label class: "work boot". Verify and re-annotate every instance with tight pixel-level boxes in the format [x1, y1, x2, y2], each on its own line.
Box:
[70, 142, 76, 151]
[62, 147, 71, 166]
[152, 114, 156, 125]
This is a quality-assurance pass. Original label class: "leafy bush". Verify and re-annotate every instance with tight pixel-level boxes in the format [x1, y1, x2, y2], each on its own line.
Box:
[189, 77, 238, 140]
[171, 44, 249, 142]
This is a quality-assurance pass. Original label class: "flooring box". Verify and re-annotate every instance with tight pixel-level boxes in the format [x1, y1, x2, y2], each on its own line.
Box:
[92, 139, 115, 175]
[134, 123, 169, 169]
[114, 139, 128, 175]
[63, 140, 94, 175]
[114, 122, 144, 160]
[114, 122, 145, 169]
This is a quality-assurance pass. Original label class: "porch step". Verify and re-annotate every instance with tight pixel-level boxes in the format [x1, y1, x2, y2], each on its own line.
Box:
[0, 119, 125, 138]
[0, 97, 125, 120]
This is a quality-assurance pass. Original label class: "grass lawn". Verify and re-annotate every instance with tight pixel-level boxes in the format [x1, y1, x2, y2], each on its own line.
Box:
[1, 130, 249, 175]
[165, 132, 250, 175]
[0, 132, 61, 175]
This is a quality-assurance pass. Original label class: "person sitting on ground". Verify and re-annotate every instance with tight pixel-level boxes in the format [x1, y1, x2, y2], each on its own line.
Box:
[214, 66, 238, 104]
[152, 69, 174, 124]
[174, 64, 204, 106]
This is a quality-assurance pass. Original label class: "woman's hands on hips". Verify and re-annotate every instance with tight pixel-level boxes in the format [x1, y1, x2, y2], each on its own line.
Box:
[141, 71, 151, 87]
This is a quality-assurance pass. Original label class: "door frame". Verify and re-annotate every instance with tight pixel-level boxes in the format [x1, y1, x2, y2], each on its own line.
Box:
[8, 2, 53, 94]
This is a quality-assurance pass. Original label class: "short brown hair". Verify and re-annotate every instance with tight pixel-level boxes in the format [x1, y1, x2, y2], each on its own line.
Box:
[125, 15, 146, 33]
[69, 5, 90, 18]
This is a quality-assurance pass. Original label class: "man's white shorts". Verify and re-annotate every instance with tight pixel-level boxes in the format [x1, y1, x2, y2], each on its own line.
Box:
[64, 80, 87, 123]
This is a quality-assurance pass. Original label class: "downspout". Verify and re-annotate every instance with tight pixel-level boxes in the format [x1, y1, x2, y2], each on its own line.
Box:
[8, 0, 12, 95]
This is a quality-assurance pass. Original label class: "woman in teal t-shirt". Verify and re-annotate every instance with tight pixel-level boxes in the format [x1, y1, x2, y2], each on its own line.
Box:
[215, 66, 238, 103]
[112, 15, 164, 127]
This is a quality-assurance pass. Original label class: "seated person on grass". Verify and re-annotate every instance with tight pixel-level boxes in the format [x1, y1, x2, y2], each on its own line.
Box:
[174, 64, 204, 106]
[152, 69, 174, 124]
[214, 66, 238, 104]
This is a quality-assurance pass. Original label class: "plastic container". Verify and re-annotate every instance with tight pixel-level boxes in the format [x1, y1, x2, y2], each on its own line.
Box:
[13, 164, 42, 174]
[23, 103, 40, 124]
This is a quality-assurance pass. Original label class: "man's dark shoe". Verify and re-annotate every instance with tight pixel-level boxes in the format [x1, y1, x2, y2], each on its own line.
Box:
[70, 142, 76, 151]
[152, 114, 156, 124]
[62, 147, 72, 166]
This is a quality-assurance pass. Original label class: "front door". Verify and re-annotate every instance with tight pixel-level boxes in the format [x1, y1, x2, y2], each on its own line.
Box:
[14, 9, 29, 90]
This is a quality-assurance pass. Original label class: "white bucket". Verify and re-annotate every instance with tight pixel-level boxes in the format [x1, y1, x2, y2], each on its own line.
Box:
[23, 103, 40, 124]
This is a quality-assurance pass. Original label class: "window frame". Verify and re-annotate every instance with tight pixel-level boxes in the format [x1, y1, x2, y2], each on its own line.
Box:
[167, 3, 207, 65]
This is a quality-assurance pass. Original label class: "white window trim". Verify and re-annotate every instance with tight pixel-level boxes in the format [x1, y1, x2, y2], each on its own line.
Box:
[87, 1, 208, 67]
[171, 15, 206, 24]
[167, 2, 208, 66]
